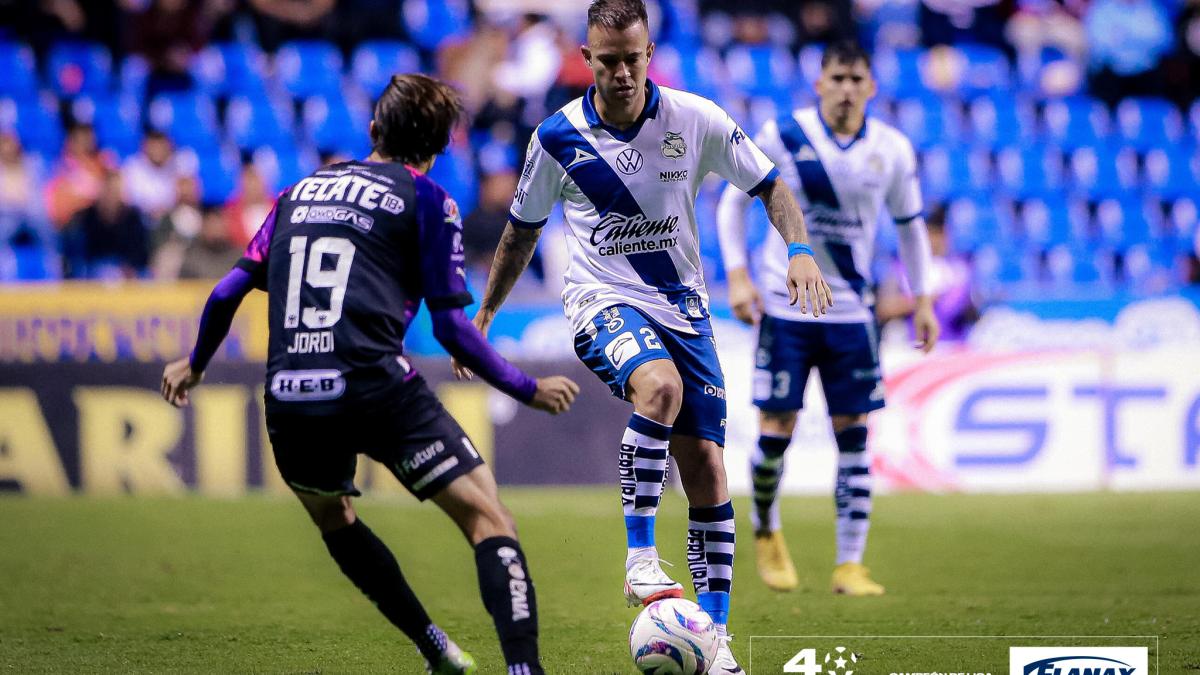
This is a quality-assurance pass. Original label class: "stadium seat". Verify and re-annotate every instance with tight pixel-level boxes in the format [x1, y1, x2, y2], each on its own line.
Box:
[250, 145, 315, 193]
[945, 192, 1011, 252]
[873, 48, 930, 99]
[72, 94, 141, 157]
[184, 146, 239, 204]
[1121, 242, 1178, 290]
[797, 44, 824, 86]
[402, 0, 472, 51]
[1093, 195, 1158, 251]
[192, 42, 268, 98]
[275, 41, 343, 99]
[148, 92, 220, 151]
[0, 42, 38, 97]
[1045, 244, 1111, 286]
[966, 93, 1034, 149]
[1141, 146, 1198, 202]
[1115, 97, 1183, 153]
[226, 94, 294, 151]
[1066, 144, 1137, 200]
[426, 143, 477, 216]
[1042, 96, 1109, 150]
[956, 43, 1012, 98]
[973, 242, 1037, 286]
[893, 94, 962, 149]
[0, 96, 63, 157]
[301, 94, 369, 154]
[46, 42, 112, 97]
[350, 41, 421, 97]
[1164, 196, 1197, 248]
[1190, 100, 1200, 144]
[651, 44, 725, 100]
[118, 55, 148, 101]
[919, 145, 990, 201]
[724, 44, 796, 99]
[996, 144, 1064, 197]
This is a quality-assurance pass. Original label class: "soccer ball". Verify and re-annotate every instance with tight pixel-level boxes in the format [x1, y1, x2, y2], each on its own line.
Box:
[629, 598, 719, 674]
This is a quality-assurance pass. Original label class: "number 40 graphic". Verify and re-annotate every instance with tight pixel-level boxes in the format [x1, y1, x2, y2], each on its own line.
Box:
[784, 646, 857, 675]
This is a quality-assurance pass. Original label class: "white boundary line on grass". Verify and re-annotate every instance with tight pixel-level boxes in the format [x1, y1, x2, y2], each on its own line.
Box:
[746, 634, 1161, 675]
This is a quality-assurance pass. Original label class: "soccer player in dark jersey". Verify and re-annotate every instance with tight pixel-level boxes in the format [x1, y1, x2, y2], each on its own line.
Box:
[160, 74, 578, 675]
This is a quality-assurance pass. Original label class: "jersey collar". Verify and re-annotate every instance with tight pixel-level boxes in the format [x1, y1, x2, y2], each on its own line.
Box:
[816, 107, 868, 151]
[582, 79, 661, 143]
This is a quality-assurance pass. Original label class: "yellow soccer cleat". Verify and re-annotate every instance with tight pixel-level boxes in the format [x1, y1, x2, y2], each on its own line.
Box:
[832, 562, 885, 596]
[754, 531, 799, 592]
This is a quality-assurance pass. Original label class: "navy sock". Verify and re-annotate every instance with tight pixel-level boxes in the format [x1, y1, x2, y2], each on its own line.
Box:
[474, 536, 543, 675]
[322, 519, 446, 663]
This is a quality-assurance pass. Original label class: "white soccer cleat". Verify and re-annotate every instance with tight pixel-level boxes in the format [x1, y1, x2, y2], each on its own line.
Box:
[708, 635, 744, 674]
[623, 556, 684, 607]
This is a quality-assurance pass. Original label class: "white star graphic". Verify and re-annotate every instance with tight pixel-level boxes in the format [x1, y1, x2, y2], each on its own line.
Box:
[835, 657, 847, 669]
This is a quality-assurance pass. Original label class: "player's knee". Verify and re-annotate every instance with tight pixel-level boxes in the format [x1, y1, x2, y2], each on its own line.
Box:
[831, 414, 868, 433]
[306, 496, 356, 533]
[761, 410, 798, 435]
[635, 373, 684, 420]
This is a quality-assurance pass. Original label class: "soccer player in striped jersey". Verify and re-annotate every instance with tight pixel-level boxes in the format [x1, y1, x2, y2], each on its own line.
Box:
[453, 1, 831, 671]
[716, 41, 940, 596]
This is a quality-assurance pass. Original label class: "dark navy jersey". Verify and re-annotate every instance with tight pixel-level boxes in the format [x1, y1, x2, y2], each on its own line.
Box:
[236, 160, 472, 412]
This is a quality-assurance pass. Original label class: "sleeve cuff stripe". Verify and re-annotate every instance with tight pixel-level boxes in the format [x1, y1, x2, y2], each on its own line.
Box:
[747, 167, 780, 197]
[509, 213, 548, 229]
[894, 212, 923, 224]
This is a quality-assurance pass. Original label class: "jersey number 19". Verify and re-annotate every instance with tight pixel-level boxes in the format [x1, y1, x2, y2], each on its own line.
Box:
[284, 236, 357, 329]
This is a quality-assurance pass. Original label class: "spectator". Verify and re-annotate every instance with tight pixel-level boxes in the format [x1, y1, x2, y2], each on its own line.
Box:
[125, 0, 229, 99]
[225, 161, 273, 247]
[122, 129, 184, 221]
[1084, 0, 1173, 106]
[877, 207, 978, 342]
[44, 122, 107, 230]
[178, 204, 239, 279]
[61, 169, 149, 279]
[1006, 0, 1088, 66]
[919, 0, 1013, 51]
[149, 173, 202, 278]
[0, 132, 52, 250]
[1167, 0, 1200, 106]
[246, 0, 335, 52]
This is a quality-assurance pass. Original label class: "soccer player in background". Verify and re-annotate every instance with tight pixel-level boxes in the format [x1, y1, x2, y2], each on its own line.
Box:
[454, 1, 831, 671]
[160, 74, 579, 675]
[715, 41, 939, 596]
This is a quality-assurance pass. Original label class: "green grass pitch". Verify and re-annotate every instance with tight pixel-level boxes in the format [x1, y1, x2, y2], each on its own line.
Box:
[1, 490, 1196, 673]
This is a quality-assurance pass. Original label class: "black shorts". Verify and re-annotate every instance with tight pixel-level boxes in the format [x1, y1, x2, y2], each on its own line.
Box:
[266, 376, 485, 501]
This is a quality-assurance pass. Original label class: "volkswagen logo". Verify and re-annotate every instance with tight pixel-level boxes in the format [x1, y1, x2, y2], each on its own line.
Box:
[616, 148, 643, 175]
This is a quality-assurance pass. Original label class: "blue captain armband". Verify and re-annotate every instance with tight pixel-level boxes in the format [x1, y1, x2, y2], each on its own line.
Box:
[788, 242, 814, 259]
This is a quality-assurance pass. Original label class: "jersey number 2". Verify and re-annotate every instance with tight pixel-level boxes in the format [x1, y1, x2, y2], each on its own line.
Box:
[284, 236, 357, 329]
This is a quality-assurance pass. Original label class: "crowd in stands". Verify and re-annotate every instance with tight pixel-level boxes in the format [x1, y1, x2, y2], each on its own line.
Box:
[0, 0, 1197, 308]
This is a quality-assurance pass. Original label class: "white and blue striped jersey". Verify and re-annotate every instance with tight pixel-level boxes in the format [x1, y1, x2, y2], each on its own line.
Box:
[732, 107, 925, 324]
[510, 80, 778, 335]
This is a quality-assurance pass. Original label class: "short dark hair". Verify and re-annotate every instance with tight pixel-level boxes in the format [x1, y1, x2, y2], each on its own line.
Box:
[370, 74, 465, 166]
[821, 41, 872, 70]
[587, 0, 648, 31]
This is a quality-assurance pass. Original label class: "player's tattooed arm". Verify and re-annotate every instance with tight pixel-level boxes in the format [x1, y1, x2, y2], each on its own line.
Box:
[474, 222, 542, 333]
[757, 177, 834, 316]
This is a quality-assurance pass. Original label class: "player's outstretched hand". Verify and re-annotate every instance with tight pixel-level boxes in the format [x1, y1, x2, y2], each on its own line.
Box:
[786, 254, 833, 316]
[912, 301, 941, 354]
[161, 357, 203, 408]
[727, 267, 763, 326]
[530, 375, 579, 415]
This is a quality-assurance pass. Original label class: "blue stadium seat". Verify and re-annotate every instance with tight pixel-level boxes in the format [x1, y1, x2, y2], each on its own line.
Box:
[873, 48, 929, 99]
[1116, 97, 1183, 152]
[919, 145, 990, 201]
[973, 242, 1036, 286]
[1093, 195, 1157, 251]
[426, 143, 477, 216]
[351, 41, 420, 97]
[1121, 242, 1178, 289]
[1042, 96, 1109, 150]
[945, 192, 1011, 252]
[11, 244, 56, 281]
[402, 0, 472, 51]
[72, 94, 141, 157]
[187, 146, 239, 204]
[192, 42, 268, 98]
[148, 92, 220, 151]
[0, 42, 37, 97]
[46, 42, 112, 97]
[250, 145, 314, 193]
[301, 95, 369, 154]
[276, 41, 343, 99]
[1045, 244, 1111, 286]
[724, 44, 795, 98]
[652, 44, 724, 100]
[1015, 194, 1084, 249]
[1141, 146, 1197, 201]
[966, 93, 1033, 149]
[1066, 144, 1137, 200]
[1190, 100, 1200, 144]
[996, 144, 1064, 197]
[956, 43, 1012, 98]
[797, 44, 824, 87]
[893, 94, 961, 149]
[0, 96, 62, 157]
[226, 94, 294, 151]
[1164, 196, 1197, 249]
[118, 55, 148, 101]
